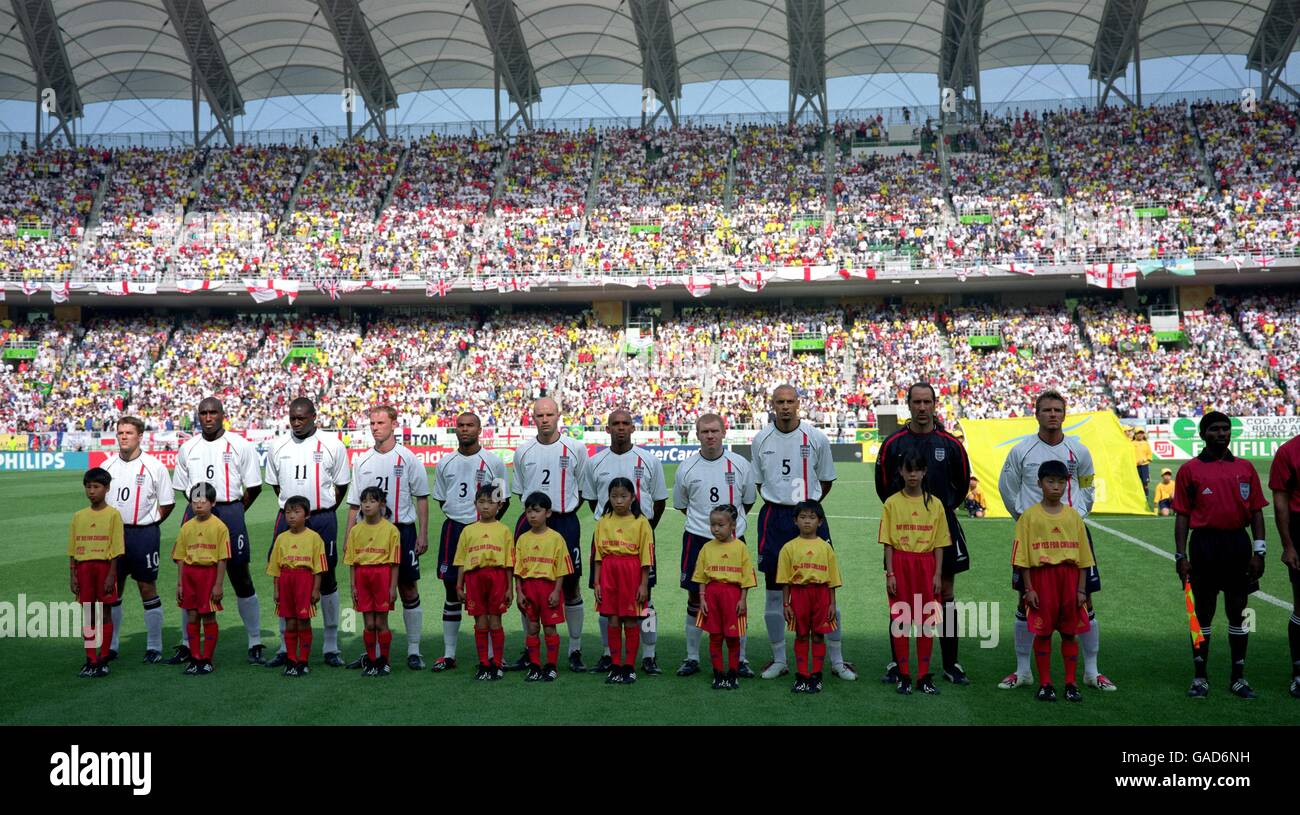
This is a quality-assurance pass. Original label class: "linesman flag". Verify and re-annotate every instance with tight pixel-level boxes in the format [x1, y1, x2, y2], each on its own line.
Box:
[1184, 581, 1205, 647]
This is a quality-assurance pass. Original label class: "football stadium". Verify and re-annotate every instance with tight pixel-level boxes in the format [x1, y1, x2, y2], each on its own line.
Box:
[3, 0, 1300, 733]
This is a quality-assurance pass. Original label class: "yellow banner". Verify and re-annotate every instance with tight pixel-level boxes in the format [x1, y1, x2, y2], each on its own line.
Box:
[960, 410, 1153, 518]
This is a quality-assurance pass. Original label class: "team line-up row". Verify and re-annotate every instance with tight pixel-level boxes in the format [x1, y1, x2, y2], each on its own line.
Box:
[64, 384, 1300, 700]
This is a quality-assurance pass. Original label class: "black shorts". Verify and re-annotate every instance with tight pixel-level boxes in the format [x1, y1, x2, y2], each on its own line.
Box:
[680, 532, 747, 592]
[942, 509, 971, 577]
[1012, 527, 1102, 594]
[119, 523, 161, 585]
[1137, 464, 1150, 484]
[272, 508, 340, 570]
[436, 517, 470, 583]
[183, 501, 251, 566]
[1189, 527, 1258, 597]
[515, 510, 582, 580]
[964, 500, 983, 516]
[396, 522, 420, 584]
[1157, 499, 1173, 511]
[756, 503, 830, 580]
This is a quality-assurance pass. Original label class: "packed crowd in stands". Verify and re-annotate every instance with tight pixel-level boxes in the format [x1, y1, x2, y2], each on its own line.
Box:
[5, 101, 1300, 283]
[946, 304, 1110, 419]
[1, 147, 106, 281]
[3, 295, 1300, 433]
[1049, 105, 1232, 262]
[372, 135, 500, 278]
[82, 148, 201, 282]
[1195, 99, 1300, 255]
[1083, 298, 1288, 418]
[948, 112, 1063, 264]
[43, 317, 172, 429]
[584, 127, 731, 272]
[1233, 294, 1300, 407]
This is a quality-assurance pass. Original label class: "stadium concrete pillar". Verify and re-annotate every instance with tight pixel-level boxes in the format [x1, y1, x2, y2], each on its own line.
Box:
[345, 60, 353, 140]
[192, 66, 201, 147]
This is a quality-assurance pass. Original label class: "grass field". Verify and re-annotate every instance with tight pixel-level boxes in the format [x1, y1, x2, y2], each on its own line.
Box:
[3, 461, 1299, 726]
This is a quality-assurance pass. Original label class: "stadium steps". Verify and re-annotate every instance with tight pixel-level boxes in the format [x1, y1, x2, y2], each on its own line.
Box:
[1186, 112, 1219, 193]
[722, 144, 736, 212]
[822, 130, 836, 227]
[1071, 307, 1120, 408]
[172, 150, 215, 256]
[277, 149, 319, 236]
[375, 143, 411, 219]
[487, 147, 512, 216]
[1039, 120, 1068, 204]
[581, 138, 604, 236]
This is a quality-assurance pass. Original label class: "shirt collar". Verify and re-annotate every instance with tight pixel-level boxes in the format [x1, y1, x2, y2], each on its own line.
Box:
[1197, 447, 1235, 463]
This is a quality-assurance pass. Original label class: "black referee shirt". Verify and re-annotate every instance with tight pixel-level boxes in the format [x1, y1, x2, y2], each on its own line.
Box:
[875, 421, 971, 513]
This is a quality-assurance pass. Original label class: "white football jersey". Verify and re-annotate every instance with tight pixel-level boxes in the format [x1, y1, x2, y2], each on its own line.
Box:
[750, 421, 837, 505]
[432, 448, 509, 524]
[103, 451, 175, 525]
[672, 450, 756, 538]
[265, 430, 351, 511]
[346, 444, 431, 524]
[998, 434, 1096, 520]
[174, 431, 262, 503]
[512, 435, 587, 514]
[583, 446, 669, 520]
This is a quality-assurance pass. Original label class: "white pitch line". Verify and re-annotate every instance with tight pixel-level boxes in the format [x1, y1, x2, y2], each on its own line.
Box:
[1086, 519, 1291, 611]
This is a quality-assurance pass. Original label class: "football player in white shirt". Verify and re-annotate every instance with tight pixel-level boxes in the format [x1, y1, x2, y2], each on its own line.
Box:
[429, 411, 508, 673]
[264, 398, 351, 668]
[750, 385, 853, 681]
[996, 389, 1115, 692]
[171, 398, 265, 664]
[343, 406, 432, 670]
[582, 409, 669, 675]
[671, 413, 756, 677]
[102, 416, 174, 663]
[511, 397, 590, 672]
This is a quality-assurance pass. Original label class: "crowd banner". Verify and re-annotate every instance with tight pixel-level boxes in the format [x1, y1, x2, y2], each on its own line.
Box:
[960, 411, 1152, 519]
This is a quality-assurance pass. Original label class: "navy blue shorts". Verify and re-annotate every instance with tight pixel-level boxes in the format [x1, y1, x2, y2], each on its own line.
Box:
[119, 524, 161, 585]
[680, 532, 747, 592]
[183, 502, 251, 566]
[272, 508, 340, 570]
[1158, 499, 1173, 512]
[396, 522, 420, 584]
[1012, 526, 1102, 594]
[1137, 464, 1150, 485]
[436, 518, 470, 583]
[515, 510, 582, 580]
[756, 503, 830, 579]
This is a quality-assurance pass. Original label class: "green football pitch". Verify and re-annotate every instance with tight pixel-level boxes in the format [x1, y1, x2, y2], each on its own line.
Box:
[3, 462, 1298, 726]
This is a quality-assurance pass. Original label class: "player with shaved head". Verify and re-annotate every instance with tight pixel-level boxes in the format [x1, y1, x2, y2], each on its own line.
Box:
[429, 411, 509, 672]
[581, 409, 668, 676]
[510, 397, 590, 672]
[264, 397, 351, 668]
[172, 397, 265, 664]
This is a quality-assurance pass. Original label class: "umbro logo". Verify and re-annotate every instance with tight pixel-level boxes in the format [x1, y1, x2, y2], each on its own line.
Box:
[1202, 487, 1214, 495]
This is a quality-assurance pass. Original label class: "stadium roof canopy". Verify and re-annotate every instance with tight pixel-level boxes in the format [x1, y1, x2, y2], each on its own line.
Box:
[2, 0, 1298, 123]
